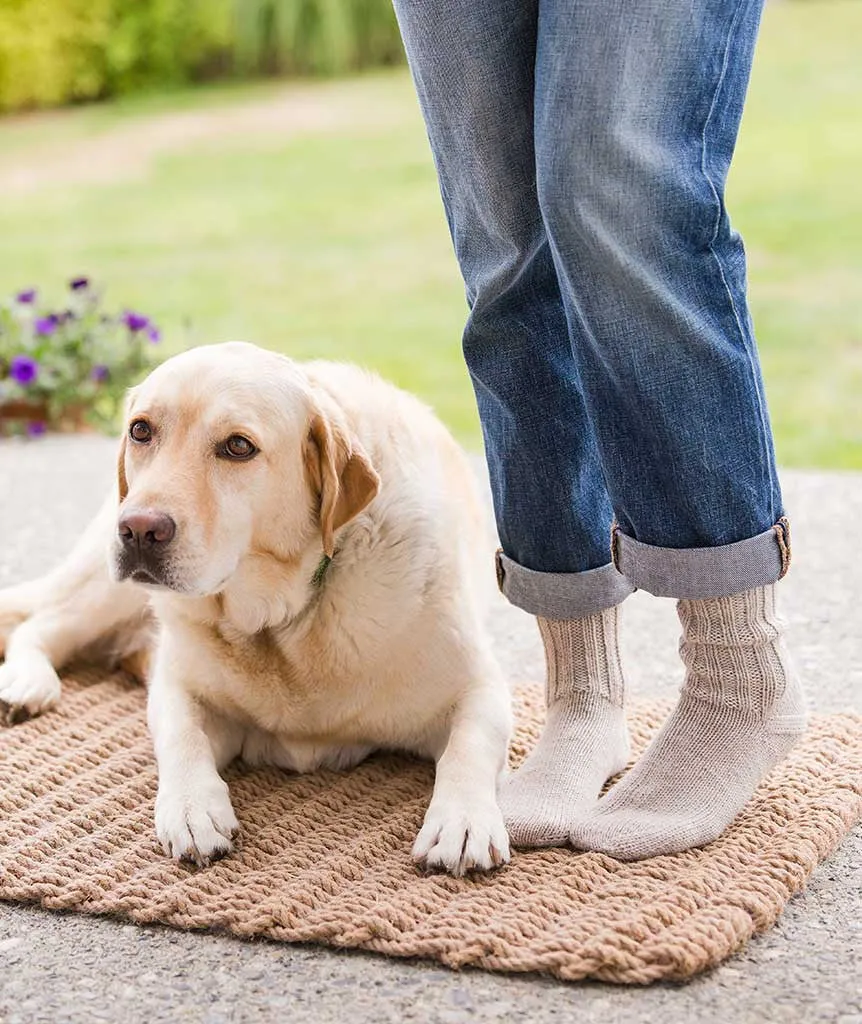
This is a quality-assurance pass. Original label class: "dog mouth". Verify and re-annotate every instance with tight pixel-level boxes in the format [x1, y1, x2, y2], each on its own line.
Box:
[127, 567, 165, 586]
[115, 550, 176, 590]
[114, 542, 234, 597]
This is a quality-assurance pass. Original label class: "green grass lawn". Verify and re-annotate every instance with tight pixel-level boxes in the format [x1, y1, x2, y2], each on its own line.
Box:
[0, 0, 859, 467]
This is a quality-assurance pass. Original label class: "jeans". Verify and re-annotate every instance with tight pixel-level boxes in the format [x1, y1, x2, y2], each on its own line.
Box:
[392, 0, 790, 618]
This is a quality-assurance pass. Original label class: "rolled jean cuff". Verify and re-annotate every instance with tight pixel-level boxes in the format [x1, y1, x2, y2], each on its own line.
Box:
[495, 550, 635, 619]
[611, 516, 792, 599]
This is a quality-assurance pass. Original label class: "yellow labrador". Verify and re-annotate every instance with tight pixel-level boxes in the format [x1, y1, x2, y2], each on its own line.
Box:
[0, 342, 512, 876]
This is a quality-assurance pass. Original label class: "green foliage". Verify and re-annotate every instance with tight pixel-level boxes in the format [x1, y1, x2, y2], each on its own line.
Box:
[0, 0, 113, 110]
[102, 0, 235, 95]
[0, 0, 403, 112]
[231, 0, 402, 75]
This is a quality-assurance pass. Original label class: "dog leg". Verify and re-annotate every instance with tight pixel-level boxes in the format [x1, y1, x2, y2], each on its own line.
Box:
[412, 662, 512, 876]
[0, 579, 47, 658]
[148, 653, 244, 867]
[0, 492, 142, 723]
[0, 575, 148, 725]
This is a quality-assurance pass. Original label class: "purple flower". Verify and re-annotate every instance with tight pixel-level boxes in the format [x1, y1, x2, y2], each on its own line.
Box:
[69, 276, 90, 291]
[10, 354, 39, 385]
[26, 421, 47, 438]
[16, 288, 37, 304]
[146, 324, 161, 343]
[34, 316, 57, 337]
[91, 364, 110, 383]
[122, 310, 150, 333]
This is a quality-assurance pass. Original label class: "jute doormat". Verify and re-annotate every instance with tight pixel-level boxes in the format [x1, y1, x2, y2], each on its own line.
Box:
[0, 671, 860, 984]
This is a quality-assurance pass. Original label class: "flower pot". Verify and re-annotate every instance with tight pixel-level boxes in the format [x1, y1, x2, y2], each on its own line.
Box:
[0, 399, 94, 435]
[56, 403, 93, 432]
[0, 398, 49, 424]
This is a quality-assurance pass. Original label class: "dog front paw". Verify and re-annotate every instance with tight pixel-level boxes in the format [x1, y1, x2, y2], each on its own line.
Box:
[412, 800, 510, 877]
[0, 652, 62, 725]
[155, 777, 239, 867]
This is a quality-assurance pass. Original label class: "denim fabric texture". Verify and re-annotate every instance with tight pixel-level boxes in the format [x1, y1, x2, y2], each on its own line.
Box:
[393, 0, 788, 614]
[612, 518, 791, 600]
[495, 551, 635, 619]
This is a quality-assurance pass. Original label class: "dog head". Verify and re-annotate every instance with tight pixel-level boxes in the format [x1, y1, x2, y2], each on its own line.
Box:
[112, 342, 379, 596]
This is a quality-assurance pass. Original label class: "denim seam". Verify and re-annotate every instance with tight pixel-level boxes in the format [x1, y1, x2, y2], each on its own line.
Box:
[700, 0, 774, 527]
[700, 1, 745, 253]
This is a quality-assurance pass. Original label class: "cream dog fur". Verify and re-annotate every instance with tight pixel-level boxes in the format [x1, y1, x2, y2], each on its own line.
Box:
[0, 342, 512, 876]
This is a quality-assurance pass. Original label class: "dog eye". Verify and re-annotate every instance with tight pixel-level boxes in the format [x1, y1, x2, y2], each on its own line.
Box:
[129, 420, 152, 444]
[220, 435, 258, 460]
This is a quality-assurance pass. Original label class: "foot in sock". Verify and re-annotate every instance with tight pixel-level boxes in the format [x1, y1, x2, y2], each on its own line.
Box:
[499, 606, 630, 848]
[567, 585, 807, 860]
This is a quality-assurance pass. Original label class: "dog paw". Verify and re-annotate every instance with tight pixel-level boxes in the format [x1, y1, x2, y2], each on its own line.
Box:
[412, 800, 510, 877]
[0, 652, 62, 726]
[154, 778, 239, 867]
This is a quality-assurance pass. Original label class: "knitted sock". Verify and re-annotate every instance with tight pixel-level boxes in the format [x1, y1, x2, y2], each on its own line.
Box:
[568, 585, 806, 860]
[499, 606, 630, 848]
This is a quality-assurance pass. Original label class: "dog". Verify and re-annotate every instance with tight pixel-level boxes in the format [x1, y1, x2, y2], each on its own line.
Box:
[0, 342, 512, 876]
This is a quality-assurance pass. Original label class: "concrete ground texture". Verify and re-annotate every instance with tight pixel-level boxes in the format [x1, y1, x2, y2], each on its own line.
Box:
[0, 436, 859, 1024]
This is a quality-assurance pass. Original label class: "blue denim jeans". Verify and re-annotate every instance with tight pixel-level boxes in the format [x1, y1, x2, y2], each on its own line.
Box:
[392, 0, 790, 617]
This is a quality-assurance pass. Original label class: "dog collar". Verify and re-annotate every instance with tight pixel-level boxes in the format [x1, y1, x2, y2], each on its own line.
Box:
[311, 554, 332, 588]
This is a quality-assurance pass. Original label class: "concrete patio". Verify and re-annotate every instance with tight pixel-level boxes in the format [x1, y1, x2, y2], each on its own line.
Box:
[0, 435, 859, 1024]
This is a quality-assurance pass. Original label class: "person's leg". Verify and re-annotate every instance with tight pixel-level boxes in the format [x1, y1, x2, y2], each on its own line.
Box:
[532, 0, 805, 857]
[392, 0, 634, 844]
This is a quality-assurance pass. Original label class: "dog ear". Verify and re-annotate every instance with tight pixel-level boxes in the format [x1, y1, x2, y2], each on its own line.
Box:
[117, 434, 128, 503]
[117, 389, 138, 503]
[304, 412, 380, 558]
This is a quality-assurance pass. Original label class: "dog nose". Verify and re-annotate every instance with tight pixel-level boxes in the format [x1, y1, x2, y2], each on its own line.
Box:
[118, 509, 176, 549]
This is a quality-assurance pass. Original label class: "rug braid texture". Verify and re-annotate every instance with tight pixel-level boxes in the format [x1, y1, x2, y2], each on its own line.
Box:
[0, 670, 860, 984]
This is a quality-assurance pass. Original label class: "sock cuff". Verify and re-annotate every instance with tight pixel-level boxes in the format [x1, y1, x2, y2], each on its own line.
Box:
[677, 585, 784, 645]
[676, 585, 796, 712]
[538, 607, 625, 707]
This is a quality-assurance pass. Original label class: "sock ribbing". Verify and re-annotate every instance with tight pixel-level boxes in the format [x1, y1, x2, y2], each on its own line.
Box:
[567, 584, 806, 860]
[538, 608, 625, 706]
[500, 605, 630, 849]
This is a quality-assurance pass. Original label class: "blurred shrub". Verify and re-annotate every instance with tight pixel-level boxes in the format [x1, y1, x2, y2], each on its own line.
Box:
[0, 0, 404, 112]
[234, 0, 404, 75]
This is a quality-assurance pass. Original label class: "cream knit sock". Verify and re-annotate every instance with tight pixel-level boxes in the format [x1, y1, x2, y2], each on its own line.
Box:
[568, 584, 806, 860]
[499, 606, 630, 848]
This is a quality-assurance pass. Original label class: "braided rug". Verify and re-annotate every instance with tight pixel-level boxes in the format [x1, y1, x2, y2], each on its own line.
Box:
[0, 669, 859, 984]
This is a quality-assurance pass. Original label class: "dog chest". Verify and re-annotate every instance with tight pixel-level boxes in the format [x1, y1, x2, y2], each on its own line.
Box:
[183, 618, 367, 738]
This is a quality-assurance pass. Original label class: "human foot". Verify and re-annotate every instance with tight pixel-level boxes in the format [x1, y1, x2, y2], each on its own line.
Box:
[568, 585, 806, 859]
[500, 606, 630, 847]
